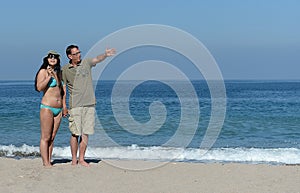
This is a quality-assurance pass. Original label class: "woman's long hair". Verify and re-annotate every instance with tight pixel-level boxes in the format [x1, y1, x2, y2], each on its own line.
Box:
[34, 57, 64, 98]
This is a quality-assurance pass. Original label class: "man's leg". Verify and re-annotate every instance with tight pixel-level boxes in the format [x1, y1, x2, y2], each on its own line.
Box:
[78, 134, 89, 167]
[70, 134, 79, 165]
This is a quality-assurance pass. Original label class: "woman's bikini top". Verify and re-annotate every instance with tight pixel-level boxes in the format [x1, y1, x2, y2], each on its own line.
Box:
[48, 77, 63, 87]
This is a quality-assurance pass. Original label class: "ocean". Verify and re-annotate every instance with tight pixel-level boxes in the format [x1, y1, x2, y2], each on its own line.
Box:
[0, 80, 300, 164]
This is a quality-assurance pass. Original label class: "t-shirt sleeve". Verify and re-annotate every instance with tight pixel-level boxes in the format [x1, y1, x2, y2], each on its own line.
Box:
[86, 58, 94, 67]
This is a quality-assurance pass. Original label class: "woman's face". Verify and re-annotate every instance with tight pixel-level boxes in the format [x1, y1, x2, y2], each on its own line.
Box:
[47, 54, 59, 66]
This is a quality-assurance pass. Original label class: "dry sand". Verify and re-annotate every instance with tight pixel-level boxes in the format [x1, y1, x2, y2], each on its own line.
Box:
[0, 157, 299, 193]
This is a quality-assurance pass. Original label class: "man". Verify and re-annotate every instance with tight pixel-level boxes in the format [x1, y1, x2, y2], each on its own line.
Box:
[62, 45, 116, 166]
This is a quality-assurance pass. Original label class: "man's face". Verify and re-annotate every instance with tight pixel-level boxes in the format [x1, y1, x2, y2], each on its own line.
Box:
[69, 48, 81, 63]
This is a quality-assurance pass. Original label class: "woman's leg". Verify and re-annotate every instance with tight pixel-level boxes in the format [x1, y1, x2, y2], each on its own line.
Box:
[40, 108, 54, 166]
[49, 112, 62, 162]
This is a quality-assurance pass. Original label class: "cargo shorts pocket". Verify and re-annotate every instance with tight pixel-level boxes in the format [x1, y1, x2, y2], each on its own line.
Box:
[68, 109, 81, 135]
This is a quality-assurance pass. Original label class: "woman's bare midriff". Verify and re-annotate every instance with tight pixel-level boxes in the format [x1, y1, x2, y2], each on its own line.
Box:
[41, 87, 62, 108]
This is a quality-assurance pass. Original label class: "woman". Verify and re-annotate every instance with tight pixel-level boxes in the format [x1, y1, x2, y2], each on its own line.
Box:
[34, 50, 65, 167]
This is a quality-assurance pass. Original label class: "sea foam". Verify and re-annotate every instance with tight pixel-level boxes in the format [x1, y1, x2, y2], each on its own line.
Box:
[1, 144, 299, 164]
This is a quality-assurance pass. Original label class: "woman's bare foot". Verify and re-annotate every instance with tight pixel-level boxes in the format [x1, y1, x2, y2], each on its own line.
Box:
[43, 163, 53, 168]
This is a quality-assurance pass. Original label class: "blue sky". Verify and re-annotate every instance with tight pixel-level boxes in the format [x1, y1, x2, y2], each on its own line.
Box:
[0, 0, 299, 80]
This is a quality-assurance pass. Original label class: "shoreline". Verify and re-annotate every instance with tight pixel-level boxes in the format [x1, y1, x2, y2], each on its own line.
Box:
[1, 157, 299, 193]
[2, 144, 300, 165]
[2, 155, 298, 166]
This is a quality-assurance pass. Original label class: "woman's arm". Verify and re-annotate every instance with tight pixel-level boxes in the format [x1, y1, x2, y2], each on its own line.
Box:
[36, 69, 51, 92]
[62, 85, 68, 117]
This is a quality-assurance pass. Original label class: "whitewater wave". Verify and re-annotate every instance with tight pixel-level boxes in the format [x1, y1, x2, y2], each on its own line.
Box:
[1, 144, 299, 164]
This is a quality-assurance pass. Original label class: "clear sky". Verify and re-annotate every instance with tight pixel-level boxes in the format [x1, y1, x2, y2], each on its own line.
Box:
[0, 0, 299, 80]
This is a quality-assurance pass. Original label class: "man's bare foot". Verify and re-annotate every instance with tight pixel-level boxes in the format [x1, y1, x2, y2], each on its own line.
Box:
[71, 160, 78, 166]
[78, 160, 90, 167]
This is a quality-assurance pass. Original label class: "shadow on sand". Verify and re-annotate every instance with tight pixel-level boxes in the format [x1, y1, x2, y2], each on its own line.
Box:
[51, 158, 101, 165]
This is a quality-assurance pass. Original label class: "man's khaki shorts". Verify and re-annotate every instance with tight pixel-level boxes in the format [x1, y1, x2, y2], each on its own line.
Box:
[68, 106, 95, 136]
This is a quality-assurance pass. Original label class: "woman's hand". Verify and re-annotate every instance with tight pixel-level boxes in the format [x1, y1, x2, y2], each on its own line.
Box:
[47, 66, 55, 77]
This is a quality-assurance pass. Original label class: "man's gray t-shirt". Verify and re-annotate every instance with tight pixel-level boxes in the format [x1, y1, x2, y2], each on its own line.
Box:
[62, 59, 96, 108]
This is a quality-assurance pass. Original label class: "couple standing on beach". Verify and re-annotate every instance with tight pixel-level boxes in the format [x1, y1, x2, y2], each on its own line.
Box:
[34, 45, 116, 167]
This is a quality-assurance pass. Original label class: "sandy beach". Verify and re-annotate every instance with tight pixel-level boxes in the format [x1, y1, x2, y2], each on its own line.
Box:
[0, 158, 299, 193]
